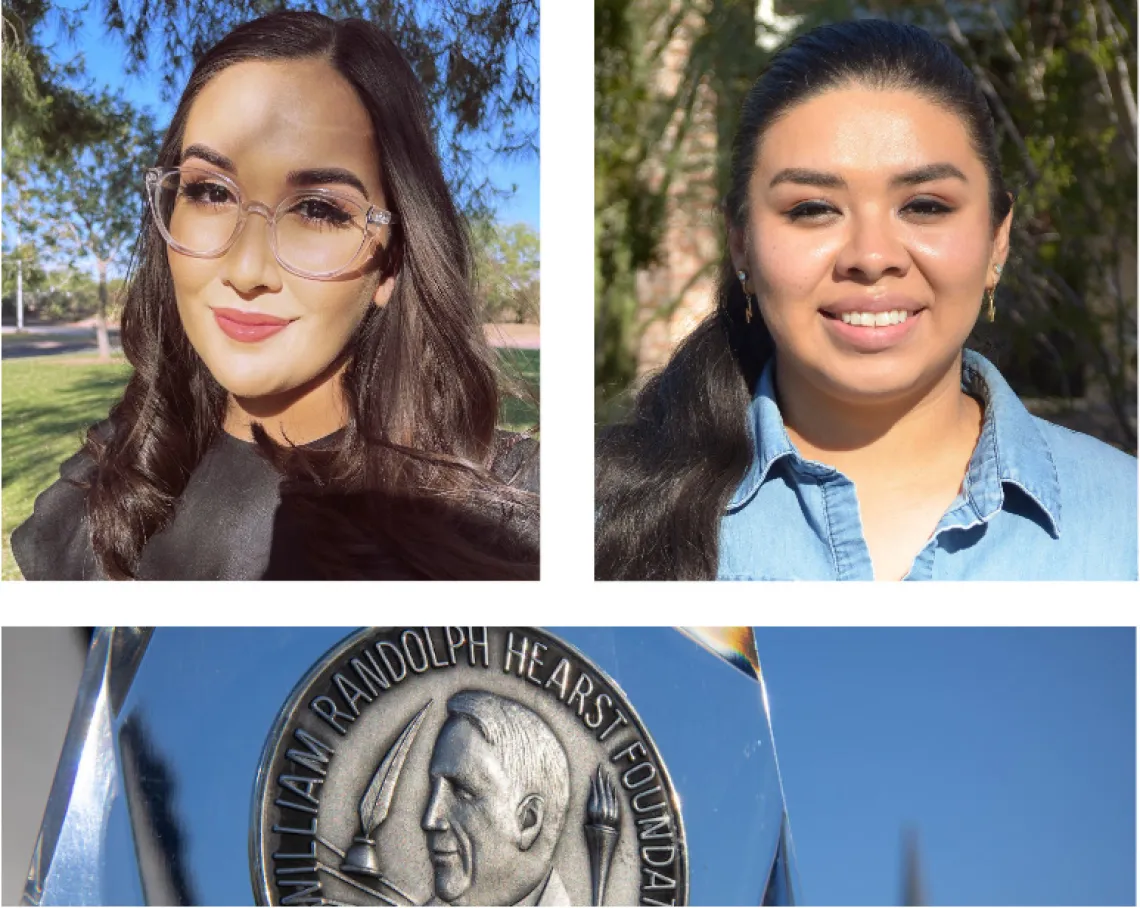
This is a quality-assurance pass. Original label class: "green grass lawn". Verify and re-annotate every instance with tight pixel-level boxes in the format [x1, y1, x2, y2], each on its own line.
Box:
[2, 357, 133, 580]
[1, 349, 539, 580]
[497, 347, 540, 434]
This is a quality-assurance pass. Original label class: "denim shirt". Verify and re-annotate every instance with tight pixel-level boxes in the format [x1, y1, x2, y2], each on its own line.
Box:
[718, 350, 1138, 580]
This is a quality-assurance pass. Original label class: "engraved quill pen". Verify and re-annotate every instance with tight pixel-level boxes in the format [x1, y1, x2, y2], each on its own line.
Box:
[341, 699, 433, 878]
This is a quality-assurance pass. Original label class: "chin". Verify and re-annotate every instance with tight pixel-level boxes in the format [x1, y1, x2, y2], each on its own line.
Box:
[435, 876, 468, 905]
[813, 353, 935, 403]
[201, 356, 297, 400]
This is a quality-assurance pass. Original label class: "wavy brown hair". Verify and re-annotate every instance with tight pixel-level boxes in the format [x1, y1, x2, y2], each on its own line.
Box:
[595, 20, 1012, 580]
[82, 11, 537, 579]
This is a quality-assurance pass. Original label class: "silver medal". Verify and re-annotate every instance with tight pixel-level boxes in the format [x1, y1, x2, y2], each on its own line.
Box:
[252, 627, 688, 906]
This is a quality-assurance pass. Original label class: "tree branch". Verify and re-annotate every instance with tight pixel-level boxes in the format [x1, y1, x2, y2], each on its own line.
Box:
[935, 0, 1041, 185]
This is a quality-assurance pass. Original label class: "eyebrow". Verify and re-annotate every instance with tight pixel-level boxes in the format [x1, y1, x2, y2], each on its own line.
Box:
[768, 163, 968, 189]
[180, 143, 372, 199]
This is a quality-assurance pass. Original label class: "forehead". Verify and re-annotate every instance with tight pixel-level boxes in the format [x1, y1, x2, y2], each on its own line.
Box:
[757, 87, 982, 181]
[182, 58, 381, 189]
[431, 719, 499, 776]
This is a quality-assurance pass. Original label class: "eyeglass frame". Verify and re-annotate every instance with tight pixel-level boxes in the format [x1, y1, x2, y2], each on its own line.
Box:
[144, 165, 398, 280]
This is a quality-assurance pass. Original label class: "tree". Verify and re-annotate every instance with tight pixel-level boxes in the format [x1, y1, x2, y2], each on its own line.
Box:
[471, 219, 540, 323]
[100, 0, 538, 215]
[2, 0, 125, 175]
[2, 265, 125, 324]
[4, 0, 537, 216]
[1, 237, 49, 296]
[13, 102, 162, 359]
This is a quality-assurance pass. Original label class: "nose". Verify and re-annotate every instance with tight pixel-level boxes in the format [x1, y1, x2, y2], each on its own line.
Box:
[834, 206, 909, 283]
[422, 780, 449, 832]
[221, 203, 282, 294]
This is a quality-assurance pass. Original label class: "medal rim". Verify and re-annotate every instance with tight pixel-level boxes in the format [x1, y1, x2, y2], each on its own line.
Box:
[249, 626, 690, 906]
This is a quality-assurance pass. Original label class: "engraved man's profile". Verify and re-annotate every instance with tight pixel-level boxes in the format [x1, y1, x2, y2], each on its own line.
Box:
[421, 690, 572, 906]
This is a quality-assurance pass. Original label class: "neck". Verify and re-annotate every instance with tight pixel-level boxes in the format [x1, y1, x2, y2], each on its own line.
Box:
[776, 352, 981, 478]
[223, 357, 349, 445]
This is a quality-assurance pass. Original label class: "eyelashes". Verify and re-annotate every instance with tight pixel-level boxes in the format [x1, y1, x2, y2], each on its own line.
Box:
[783, 197, 956, 222]
[784, 200, 835, 221]
[903, 198, 954, 217]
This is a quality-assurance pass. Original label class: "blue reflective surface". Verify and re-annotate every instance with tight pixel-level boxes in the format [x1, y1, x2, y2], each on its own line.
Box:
[32, 628, 793, 906]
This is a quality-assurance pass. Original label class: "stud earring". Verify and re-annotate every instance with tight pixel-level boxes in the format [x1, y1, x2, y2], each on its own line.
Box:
[736, 270, 755, 324]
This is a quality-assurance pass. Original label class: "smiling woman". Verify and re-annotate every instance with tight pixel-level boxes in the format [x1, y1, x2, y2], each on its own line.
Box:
[595, 19, 1137, 581]
[11, 11, 538, 580]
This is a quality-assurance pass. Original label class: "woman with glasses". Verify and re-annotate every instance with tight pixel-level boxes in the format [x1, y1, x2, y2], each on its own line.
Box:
[12, 11, 538, 580]
[595, 19, 1136, 581]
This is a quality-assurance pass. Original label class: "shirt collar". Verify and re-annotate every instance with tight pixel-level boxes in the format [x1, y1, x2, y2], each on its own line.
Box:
[958, 349, 1060, 536]
[727, 349, 1062, 536]
[727, 357, 795, 511]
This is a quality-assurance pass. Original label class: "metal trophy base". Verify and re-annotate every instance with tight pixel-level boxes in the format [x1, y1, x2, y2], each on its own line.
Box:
[23, 628, 796, 906]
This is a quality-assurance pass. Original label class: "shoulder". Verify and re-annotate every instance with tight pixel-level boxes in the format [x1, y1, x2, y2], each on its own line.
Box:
[1033, 416, 1136, 491]
[1032, 417, 1137, 572]
[490, 430, 539, 494]
[11, 419, 113, 580]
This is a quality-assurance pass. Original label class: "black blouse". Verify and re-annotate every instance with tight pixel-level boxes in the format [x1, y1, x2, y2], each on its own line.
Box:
[11, 427, 538, 580]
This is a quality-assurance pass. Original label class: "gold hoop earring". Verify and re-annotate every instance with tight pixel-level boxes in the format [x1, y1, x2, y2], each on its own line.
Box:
[737, 270, 755, 324]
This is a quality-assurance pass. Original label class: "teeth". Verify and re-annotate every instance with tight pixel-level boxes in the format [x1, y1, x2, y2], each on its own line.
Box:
[839, 310, 909, 327]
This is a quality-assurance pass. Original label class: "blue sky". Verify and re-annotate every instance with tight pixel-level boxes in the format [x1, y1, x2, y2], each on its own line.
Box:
[33, 4, 538, 227]
[757, 627, 1136, 906]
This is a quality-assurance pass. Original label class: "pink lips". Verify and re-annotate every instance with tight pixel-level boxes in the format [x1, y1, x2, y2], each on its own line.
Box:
[819, 295, 925, 353]
[212, 307, 293, 343]
[822, 310, 922, 352]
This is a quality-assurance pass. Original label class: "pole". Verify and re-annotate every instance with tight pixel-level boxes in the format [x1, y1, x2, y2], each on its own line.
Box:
[15, 189, 24, 330]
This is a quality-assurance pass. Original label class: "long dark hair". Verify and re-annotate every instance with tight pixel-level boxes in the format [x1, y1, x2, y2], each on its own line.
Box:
[595, 19, 1013, 580]
[83, 11, 537, 579]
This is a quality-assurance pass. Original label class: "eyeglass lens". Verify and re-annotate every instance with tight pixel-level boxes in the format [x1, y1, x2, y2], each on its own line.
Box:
[151, 168, 371, 275]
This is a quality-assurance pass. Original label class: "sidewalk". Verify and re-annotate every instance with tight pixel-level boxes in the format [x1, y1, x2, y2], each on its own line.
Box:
[2, 321, 537, 357]
[484, 322, 540, 349]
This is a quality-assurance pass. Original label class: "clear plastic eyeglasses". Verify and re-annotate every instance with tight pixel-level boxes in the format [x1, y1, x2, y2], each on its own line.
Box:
[144, 166, 397, 280]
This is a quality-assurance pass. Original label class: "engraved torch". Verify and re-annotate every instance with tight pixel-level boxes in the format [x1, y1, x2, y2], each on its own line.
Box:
[584, 766, 621, 906]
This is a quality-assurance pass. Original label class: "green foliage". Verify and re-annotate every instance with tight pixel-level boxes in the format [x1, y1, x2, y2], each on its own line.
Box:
[6, 99, 160, 353]
[98, 0, 537, 216]
[0, 242, 48, 297]
[2, 267, 127, 323]
[594, 0, 654, 398]
[471, 219, 539, 323]
[13, 102, 162, 269]
[4, 1, 535, 218]
[1, 0, 126, 176]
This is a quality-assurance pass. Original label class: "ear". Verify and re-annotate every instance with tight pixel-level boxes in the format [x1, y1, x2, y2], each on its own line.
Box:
[989, 196, 1013, 287]
[515, 794, 545, 851]
[372, 270, 396, 308]
[370, 234, 400, 309]
[726, 216, 749, 285]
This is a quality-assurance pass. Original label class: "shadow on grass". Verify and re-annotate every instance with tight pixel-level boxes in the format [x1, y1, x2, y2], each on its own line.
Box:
[3, 362, 131, 579]
[4, 375, 126, 447]
[497, 348, 540, 433]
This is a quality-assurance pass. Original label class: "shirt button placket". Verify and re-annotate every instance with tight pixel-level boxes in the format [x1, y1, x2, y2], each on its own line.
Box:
[820, 473, 875, 581]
